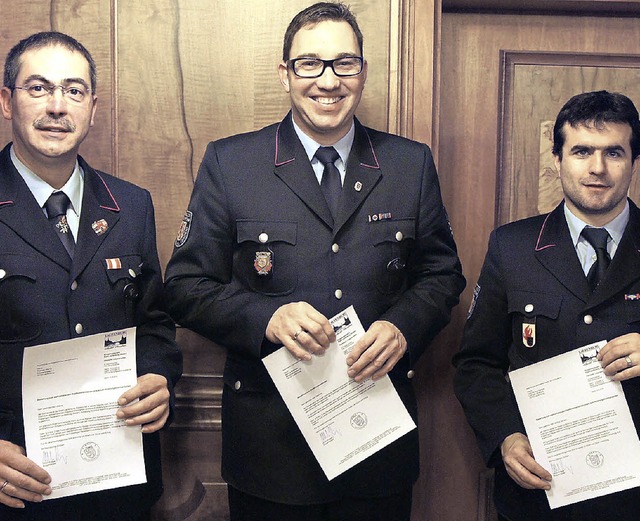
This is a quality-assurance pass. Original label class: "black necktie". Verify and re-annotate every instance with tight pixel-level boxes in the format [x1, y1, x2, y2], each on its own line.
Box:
[315, 146, 342, 218]
[581, 227, 610, 291]
[44, 191, 75, 258]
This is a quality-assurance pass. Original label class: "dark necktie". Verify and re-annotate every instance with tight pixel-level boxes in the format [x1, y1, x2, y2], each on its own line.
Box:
[315, 146, 342, 218]
[44, 191, 75, 258]
[581, 227, 610, 291]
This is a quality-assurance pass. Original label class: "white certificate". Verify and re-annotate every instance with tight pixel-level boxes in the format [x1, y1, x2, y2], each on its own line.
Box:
[22, 328, 146, 499]
[510, 340, 640, 509]
[262, 305, 416, 480]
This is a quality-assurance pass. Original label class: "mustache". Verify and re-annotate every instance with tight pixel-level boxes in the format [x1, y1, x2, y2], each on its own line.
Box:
[33, 118, 76, 132]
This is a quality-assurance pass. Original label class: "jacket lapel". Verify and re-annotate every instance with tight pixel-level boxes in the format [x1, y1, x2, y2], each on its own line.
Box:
[334, 118, 381, 233]
[588, 201, 640, 307]
[273, 114, 382, 233]
[71, 158, 121, 280]
[0, 145, 72, 271]
[273, 114, 334, 228]
[534, 203, 591, 302]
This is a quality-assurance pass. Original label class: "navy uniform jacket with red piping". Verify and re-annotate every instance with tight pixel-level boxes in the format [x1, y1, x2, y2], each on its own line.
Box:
[454, 201, 640, 521]
[164, 113, 465, 504]
[0, 143, 182, 521]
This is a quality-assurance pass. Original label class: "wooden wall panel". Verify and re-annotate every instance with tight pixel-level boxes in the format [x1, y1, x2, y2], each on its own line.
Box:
[0, 1, 437, 519]
[439, 11, 640, 521]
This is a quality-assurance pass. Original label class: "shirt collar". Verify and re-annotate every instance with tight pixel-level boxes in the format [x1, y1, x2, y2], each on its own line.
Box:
[291, 118, 355, 166]
[564, 200, 629, 248]
[10, 145, 84, 216]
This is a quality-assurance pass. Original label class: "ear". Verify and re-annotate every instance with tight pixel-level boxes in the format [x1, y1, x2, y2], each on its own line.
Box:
[553, 154, 562, 177]
[0, 87, 13, 121]
[632, 155, 640, 178]
[278, 62, 291, 93]
[89, 95, 98, 127]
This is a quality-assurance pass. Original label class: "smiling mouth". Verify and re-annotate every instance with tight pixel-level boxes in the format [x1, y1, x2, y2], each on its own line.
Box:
[313, 96, 343, 105]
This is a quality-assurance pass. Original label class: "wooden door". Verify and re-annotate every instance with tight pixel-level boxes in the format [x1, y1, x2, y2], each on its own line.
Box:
[437, 3, 640, 520]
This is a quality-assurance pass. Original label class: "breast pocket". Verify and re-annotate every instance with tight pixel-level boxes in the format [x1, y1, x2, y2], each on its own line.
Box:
[507, 290, 562, 364]
[236, 220, 297, 296]
[104, 255, 143, 320]
[369, 218, 415, 294]
[0, 254, 42, 343]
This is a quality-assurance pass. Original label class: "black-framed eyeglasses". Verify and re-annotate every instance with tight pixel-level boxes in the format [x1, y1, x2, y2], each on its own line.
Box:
[287, 57, 364, 78]
[12, 82, 92, 103]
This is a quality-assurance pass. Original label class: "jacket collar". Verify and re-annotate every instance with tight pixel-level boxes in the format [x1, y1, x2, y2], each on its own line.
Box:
[0, 144, 122, 275]
[535, 200, 640, 305]
[273, 112, 381, 233]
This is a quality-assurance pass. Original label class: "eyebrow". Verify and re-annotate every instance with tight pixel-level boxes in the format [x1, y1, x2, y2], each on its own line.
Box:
[22, 74, 91, 91]
[291, 52, 361, 59]
[569, 144, 627, 154]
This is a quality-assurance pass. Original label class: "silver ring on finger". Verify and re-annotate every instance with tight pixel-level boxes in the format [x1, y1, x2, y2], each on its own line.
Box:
[0, 480, 8, 493]
[293, 328, 305, 341]
[625, 355, 633, 369]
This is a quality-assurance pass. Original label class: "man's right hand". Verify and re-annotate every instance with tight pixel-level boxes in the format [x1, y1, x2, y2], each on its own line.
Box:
[501, 432, 552, 490]
[266, 302, 336, 360]
[0, 440, 52, 508]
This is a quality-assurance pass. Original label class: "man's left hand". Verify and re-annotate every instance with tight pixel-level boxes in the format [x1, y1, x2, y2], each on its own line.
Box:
[346, 320, 407, 382]
[117, 373, 170, 433]
[598, 333, 640, 381]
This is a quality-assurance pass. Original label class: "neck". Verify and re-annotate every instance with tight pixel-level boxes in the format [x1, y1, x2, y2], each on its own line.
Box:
[13, 150, 75, 189]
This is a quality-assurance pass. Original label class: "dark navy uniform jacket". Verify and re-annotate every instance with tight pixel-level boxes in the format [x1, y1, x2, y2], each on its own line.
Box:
[0, 144, 182, 521]
[164, 113, 465, 504]
[454, 201, 640, 521]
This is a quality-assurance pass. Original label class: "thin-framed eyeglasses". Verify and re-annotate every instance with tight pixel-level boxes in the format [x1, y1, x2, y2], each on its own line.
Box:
[12, 82, 92, 103]
[287, 57, 364, 78]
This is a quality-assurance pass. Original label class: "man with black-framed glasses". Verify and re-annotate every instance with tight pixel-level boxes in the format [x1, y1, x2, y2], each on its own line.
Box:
[165, 3, 464, 520]
[0, 31, 181, 521]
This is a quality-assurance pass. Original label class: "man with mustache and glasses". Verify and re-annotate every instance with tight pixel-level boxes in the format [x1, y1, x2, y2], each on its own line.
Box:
[0, 32, 181, 520]
[454, 91, 640, 521]
[165, 2, 464, 520]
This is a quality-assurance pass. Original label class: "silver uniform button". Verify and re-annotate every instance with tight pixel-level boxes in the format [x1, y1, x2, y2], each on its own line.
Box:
[524, 304, 534, 313]
[395, 231, 403, 242]
[406, 370, 415, 379]
[234, 380, 242, 391]
[334, 289, 343, 299]
[75, 323, 84, 334]
[332, 243, 340, 253]
[584, 315, 593, 325]
[128, 268, 137, 278]
[0, 269, 5, 279]
[258, 233, 268, 244]
[71, 280, 78, 291]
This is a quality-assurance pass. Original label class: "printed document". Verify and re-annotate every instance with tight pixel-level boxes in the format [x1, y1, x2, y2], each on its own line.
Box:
[262, 305, 416, 480]
[510, 341, 640, 509]
[22, 328, 146, 499]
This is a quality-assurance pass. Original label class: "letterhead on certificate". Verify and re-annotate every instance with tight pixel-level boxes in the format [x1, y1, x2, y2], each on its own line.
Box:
[509, 340, 640, 509]
[22, 328, 146, 499]
[262, 305, 416, 480]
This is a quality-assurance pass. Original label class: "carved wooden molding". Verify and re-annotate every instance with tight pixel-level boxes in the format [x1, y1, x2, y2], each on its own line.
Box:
[443, 0, 640, 15]
[170, 374, 223, 431]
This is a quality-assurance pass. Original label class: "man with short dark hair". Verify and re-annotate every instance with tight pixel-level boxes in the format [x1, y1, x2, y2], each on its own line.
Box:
[0, 31, 182, 520]
[454, 90, 640, 521]
[165, 2, 464, 520]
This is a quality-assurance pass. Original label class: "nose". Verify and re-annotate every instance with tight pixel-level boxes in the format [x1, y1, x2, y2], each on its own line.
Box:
[46, 87, 68, 116]
[316, 66, 341, 90]
[589, 151, 606, 175]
